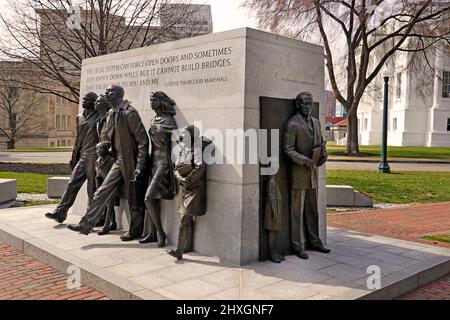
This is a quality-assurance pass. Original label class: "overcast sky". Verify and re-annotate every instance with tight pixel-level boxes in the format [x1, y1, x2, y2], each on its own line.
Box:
[0, 0, 258, 33]
[195, 0, 258, 32]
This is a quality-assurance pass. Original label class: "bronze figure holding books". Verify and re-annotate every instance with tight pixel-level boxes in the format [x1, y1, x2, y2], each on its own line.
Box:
[283, 91, 330, 260]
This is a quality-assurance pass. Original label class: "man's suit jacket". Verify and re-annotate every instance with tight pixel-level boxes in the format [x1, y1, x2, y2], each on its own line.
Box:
[283, 112, 327, 190]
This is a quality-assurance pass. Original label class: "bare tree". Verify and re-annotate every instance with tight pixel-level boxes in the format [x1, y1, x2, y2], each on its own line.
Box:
[0, 0, 205, 104]
[244, 0, 450, 153]
[0, 63, 45, 149]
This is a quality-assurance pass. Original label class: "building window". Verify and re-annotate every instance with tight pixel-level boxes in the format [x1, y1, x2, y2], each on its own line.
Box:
[56, 115, 60, 130]
[364, 118, 368, 131]
[447, 118, 450, 131]
[67, 116, 71, 129]
[393, 118, 398, 131]
[443, 71, 450, 98]
[62, 116, 66, 130]
[50, 142, 55, 147]
[396, 73, 402, 99]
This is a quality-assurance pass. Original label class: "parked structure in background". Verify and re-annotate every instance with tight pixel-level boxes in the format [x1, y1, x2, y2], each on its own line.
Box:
[325, 116, 347, 142]
[358, 44, 450, 147]
[0, 3, 212, 149]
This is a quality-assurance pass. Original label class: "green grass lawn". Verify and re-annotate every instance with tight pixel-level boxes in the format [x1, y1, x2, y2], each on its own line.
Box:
[423, 234, 450, 244]
[328, 145, 450, 159]
[327, 170, 450, 204]
[0, 172, 65, 194]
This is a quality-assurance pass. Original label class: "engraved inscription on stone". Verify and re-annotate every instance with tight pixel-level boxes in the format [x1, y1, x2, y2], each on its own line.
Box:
[84, 46, 233, 91]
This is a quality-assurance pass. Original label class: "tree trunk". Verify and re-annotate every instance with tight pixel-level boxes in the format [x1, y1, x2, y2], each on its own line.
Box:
[6, 140, 15, 150]
[346, 110, 359, 154]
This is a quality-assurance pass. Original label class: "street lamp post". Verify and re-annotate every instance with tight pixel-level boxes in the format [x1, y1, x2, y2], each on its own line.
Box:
[378, 76, 391, 174]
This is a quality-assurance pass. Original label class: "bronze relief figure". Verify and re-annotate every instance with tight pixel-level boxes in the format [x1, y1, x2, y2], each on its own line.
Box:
[140, 91, 178, 247]
[283, 92, 329, 260]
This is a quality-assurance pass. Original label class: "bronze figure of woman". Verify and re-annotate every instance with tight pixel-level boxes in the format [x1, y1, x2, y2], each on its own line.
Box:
[140, 91, 178, 247]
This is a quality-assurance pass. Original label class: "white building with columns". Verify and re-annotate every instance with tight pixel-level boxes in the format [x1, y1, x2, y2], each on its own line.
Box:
[358, 45, 450, 147]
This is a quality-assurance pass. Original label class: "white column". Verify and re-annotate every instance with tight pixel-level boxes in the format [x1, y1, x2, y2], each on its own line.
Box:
[427, 46, 444, 145]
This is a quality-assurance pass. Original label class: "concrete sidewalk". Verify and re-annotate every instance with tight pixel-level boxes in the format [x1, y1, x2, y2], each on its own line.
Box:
[1, 205, 450, 300]
[329, 156, 450, 164]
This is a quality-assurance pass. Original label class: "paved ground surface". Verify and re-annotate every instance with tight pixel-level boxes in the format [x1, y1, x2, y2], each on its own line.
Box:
[328, 202, 450, 299]
[0, 151, 71, 163]
[2, 151, 450, 172]
[328, 202, 450, 248]
[1, 205, 450, 300]
[0, 241, 109, 300]
[327, 161, 450, 172]
[329, 156, 450, 163]
[398, 273, 450, 300]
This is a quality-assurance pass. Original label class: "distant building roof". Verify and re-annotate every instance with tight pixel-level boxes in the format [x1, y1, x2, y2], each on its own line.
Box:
[325, 116, 346, 125]
[334, 118, 348, 127]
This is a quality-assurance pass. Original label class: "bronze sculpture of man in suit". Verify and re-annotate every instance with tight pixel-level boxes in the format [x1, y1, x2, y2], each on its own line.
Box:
[284, 92, 330, 260]
[45, 92, 99, 223]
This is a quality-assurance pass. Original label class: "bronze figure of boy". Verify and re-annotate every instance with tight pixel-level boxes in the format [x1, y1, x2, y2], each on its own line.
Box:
[168, 125, 211, 260]
[284, 92, 330, 260]
[94, 141, 118, 235]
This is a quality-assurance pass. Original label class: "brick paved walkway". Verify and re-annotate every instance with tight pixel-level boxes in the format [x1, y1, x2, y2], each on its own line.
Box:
[328, 202, 450, 300]
[398, 273, 450, 300]
[328, 202, 450, 248]
[0, 241, 109, 300]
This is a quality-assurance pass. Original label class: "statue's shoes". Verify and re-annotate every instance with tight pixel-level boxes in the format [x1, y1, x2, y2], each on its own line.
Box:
[269, 255, 282, 263]
[97, 227, 111, 236]
[167, 249, 183, 260]
[139, 234, 157, 244]
[45, 212, 65, 224]
[67, 224, 90, 235]
[120, 234, 139, 242]
[67, 224, 81, 232]
[158, 233, 167, 248]
[310, 244, 331, 254]
[294, 250, 309, 260]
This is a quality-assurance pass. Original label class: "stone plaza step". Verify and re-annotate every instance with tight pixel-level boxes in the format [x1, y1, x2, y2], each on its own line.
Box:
[47, 177, 70, 199]
[1, 205, 449, 300]
[327, 185, 373, 207]
[0, 179, 17, 204]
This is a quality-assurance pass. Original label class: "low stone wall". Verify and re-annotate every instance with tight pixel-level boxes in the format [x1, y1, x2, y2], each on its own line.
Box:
[0, 162, 71, 175]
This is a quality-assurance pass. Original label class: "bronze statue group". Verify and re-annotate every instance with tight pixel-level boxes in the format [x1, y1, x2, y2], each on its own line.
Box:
[45, 86, 330, 263]
[45, 85, 208, 260]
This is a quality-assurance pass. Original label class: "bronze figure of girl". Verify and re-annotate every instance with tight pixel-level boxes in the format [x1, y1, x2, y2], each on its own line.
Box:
[140, 91, 178, 247]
